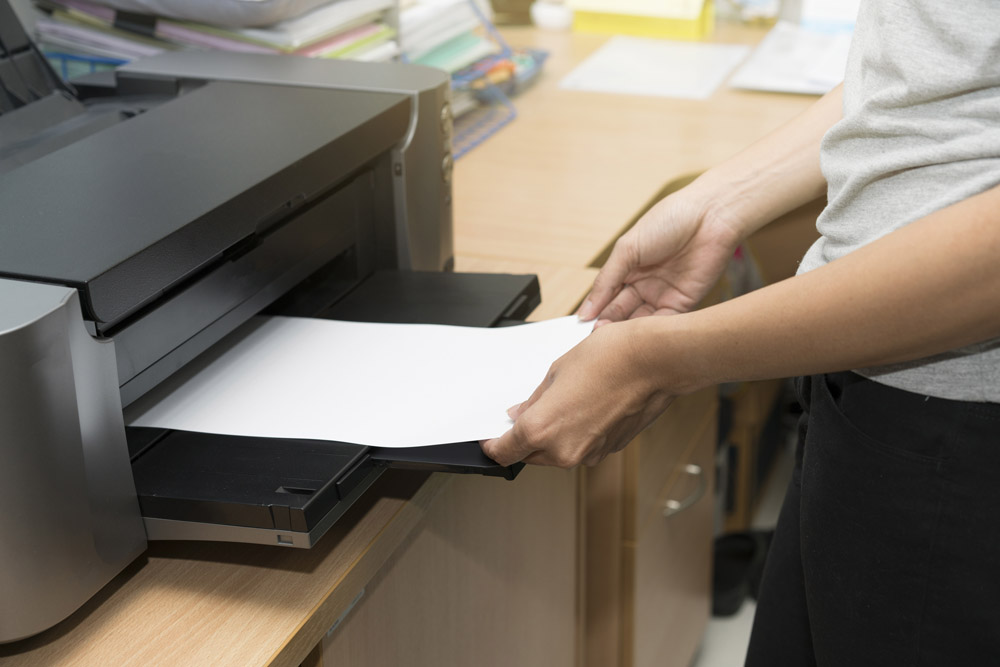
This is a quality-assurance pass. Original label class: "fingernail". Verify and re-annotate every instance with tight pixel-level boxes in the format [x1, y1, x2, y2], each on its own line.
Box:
[594, 318, 611, 328]
[506, 403, 521, 419]
[578, 299, 594, 320]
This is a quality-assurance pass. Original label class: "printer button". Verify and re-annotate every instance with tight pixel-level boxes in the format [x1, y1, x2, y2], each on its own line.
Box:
[442, 154, 454, 186]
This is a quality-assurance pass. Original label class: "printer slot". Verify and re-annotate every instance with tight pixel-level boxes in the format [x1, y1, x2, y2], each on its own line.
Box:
[314, 269, 541, 328]
[116, 171, 377, 407]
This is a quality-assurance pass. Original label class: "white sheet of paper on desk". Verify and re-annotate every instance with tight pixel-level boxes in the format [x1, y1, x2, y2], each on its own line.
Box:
[559, 36, 750, 100]
[728, 21, 851, 95]
[126, 316, 594, 448]
[800, 0, 861, 30]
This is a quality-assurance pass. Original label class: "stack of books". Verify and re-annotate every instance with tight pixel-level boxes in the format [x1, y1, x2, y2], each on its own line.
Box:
[400, 0, 497, 72]
[33, 0, 400, 63]
[398, 0, 501, 118]
[397, 0, 549, 157]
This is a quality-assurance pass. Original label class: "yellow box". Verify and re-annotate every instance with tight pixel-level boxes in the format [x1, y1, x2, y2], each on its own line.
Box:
[570, 1, 715, 41]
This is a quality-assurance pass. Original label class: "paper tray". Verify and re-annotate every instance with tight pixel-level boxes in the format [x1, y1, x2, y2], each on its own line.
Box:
[127, 269, 537, 548]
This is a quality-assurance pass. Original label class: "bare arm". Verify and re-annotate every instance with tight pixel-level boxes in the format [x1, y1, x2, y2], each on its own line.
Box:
[645, 182, 1000, 393]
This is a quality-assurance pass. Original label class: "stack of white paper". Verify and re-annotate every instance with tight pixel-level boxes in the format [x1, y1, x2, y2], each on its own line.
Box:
[127, 316, 595, 448]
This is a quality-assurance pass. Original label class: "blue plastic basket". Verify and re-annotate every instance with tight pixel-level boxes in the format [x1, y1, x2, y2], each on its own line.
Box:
[448, 1, 549, 160]
[44, 52, 126, 80]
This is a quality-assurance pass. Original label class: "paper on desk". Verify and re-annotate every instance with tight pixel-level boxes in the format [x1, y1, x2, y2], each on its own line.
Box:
[800, 0, 862, 31]
[127, 316, 594, 448]
[728, 21, 852, 95]
[559, 36, 750, 100]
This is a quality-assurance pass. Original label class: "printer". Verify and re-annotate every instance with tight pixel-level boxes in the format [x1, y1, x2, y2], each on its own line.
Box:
[0, 4, 537, 643]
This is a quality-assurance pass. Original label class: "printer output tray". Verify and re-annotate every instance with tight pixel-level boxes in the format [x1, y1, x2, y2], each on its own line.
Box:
[128, 270, 540, 548]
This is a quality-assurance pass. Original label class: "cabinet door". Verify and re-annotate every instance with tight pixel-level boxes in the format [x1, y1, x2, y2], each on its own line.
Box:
[585, 393, 717, 667]
[631, 422, 715, 667]
[634, 387, 718, 539]
[322, 465, 580, 667]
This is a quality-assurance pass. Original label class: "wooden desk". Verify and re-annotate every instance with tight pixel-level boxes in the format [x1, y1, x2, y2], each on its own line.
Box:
[0, 25, 815, 667]
[455, 25, 815, 268]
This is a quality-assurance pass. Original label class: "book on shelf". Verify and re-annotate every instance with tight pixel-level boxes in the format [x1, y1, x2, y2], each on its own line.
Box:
[35, 0, 398, 61]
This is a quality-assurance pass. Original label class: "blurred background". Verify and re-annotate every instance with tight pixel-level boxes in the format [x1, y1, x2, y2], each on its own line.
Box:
[8, 0, 857, 160]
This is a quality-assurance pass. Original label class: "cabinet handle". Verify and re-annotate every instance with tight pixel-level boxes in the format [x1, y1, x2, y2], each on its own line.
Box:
[663, 464, 706, 518]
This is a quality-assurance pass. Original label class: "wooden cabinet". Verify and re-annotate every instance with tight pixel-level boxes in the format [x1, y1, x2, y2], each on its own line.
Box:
[319, 390, 717, 667]
[322, 465, 582, 666]
[584, 388, 718, 667]
[721, 378, 784, 532]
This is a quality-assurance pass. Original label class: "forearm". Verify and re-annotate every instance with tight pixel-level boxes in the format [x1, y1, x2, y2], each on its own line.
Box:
[683, 84, 843, 240]
[640, 181, 1000, 393]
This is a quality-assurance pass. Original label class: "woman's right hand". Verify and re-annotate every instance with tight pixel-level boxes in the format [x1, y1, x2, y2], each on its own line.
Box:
[578, 189, 745, 324]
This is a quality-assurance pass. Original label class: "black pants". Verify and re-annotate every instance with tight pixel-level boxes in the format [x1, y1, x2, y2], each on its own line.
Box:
[746, 372, 1000, 666]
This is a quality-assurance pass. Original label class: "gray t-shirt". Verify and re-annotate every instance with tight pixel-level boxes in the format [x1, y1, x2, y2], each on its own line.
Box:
[797, 0, 1000, 402]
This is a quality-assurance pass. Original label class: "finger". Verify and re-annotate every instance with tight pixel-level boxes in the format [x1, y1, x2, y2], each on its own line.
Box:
[596, 283, 645, 323]
[522, 447, 582, 469]
[481, 429, 537, 467]
[628, 303, 656, 319]
[516, 366, 556, 418]
[578, 240, 636, 320]
[522, 450, 560, 467]
[485, 368, 557, 464]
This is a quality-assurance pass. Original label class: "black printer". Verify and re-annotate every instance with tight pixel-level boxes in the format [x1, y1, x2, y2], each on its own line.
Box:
[0, 4, 537, 643]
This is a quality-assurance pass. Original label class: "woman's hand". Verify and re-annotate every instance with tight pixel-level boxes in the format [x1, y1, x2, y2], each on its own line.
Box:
[481, 188, 740, 469]
[578, 192, 743, 325]
[481, 319, 674, 468]
[577, 84, 843, 327]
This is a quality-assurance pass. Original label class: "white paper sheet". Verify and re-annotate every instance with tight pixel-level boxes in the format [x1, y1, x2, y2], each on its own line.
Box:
[126, 316, 594, 448]
[559, 36, 750, 100]
[727, 21, 851, 95]
[800, 0, 861, 30]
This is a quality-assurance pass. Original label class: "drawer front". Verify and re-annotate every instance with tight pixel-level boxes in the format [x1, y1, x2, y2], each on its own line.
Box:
[628, 421, 715, 667]
[634, 386, 716, 538]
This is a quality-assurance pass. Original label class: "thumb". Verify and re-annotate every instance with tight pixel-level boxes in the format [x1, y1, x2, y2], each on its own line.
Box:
[578, 242, 635, 321]
[481, 427, 536, 467]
